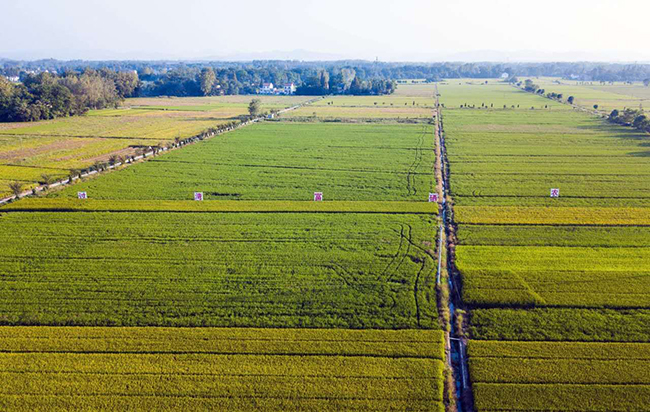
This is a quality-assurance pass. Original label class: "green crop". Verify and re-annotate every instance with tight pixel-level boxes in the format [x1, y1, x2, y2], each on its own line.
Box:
[0, 211, 438, 328]
[2, 198, 437, 214]
[470, 308, 650, 342]
[49, 122, 436, 201]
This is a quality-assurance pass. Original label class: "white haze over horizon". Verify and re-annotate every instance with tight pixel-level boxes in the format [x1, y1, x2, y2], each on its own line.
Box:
[1, 0, 649, 62]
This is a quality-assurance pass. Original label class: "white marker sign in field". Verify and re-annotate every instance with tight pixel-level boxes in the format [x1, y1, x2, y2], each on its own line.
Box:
[314, 192, 323, 201]
[550, 188, 560, 198]
[194, 192, 203, 201]
[429, 193, 438, 202]
[77, 192, 87, 199]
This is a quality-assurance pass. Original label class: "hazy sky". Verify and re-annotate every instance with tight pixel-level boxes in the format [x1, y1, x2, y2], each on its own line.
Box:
[2, 0, 649, 61]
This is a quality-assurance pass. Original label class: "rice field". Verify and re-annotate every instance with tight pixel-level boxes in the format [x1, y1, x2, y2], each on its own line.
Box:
[0, 84, 445, 410]
[48, 122, 436, 201]
[440, 81, 650, 411]
[281, 92, 435, 120]
[0, 327, 445, 411]
[438, 81, 569, 110]
[469, 340, 650, 412]
[0, 96, 310, 197]
[535, 77, 650, 113]
[0, 211, 438, 328]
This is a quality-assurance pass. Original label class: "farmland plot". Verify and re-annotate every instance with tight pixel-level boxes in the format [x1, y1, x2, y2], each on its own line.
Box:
[0, 96, 308, 197]
[535, 78, 650, 113]
[50, 122, 436, 201]
[284, 93, 434, 120]
[0, 84, 444, 411]
[0, 82, 448, 412]
[469, 340, 650, 412]
[0, 327, 445, 412]
[0, 210, 437, 328]
[125, 94, 310, 110]
[443, 110, 650, 206]
[439, 82, 650, 411]
[438, 81, 569, 110]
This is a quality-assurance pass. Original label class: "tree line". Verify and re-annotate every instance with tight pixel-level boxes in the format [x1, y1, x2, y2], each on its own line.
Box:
[139, 66, 394, 97]
[7, 60, 650, 83]
[295, 71, 395, 95]
[0, 69, 138, 122]
[7, 59, 650, 122]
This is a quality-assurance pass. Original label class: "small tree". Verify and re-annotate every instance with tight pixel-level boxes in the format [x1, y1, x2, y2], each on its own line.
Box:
[40, 174, 52, 186]
[524, 79, 539, 92]
[633, 114, 647, 129]
[248, 99, 262, 117]
[8, 182, 22, 197]
[199, 67, 216, 96]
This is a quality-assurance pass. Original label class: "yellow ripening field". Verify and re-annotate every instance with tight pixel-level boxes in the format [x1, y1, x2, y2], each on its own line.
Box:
[0, 96, 306, 197]
[455, 206, 650, 226]
[0, 327, 446, 412]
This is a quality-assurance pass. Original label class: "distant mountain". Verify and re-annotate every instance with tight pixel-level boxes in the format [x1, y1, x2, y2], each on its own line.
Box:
[2, 48, 650, 64]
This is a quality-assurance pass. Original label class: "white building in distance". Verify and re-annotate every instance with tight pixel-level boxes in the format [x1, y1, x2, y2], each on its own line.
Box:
[258, 82, 296, 95]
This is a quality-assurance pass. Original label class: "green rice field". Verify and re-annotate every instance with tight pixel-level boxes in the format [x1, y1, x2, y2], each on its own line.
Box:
[440, 81, 650, 411]
[0, 84, 444, 411]
[49, 122, 436, 201]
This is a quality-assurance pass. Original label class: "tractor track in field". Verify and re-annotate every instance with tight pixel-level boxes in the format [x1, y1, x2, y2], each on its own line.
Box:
[385, 224, 412, 284]
[379, 225, 408, 281]
[406, 125, 427, 196]
[383, 223, 437, 327]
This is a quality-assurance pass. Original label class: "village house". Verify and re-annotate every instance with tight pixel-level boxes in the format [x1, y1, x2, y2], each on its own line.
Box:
[281, 83, 296, 95]
[257, 82, 296, 95]
[259, 83, 275, 94]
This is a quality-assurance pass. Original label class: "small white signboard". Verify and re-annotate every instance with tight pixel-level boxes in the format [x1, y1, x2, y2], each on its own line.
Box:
[77, 192, 87, 200]
[429, 193, 438, 203]
[194, 192, 204, 201]
[550, 188, 560, 198]
[314, 192, 323, 201]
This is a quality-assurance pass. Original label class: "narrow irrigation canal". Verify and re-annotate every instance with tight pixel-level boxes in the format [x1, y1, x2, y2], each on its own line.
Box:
[435, 83, 473, 412]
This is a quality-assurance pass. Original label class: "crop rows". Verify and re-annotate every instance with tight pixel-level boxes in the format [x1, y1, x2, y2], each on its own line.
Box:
[469, 340, 650, 411]
[457, 225, 650, 247]
[440, 81, 650, 411]
[0, 327, 445, 411]
[455, 206, 650, 226]
[0, 96, 309, 196]
[49, 122, 436, 201]
[2, 198, 437, 214]
[0, 211, 438, 328]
